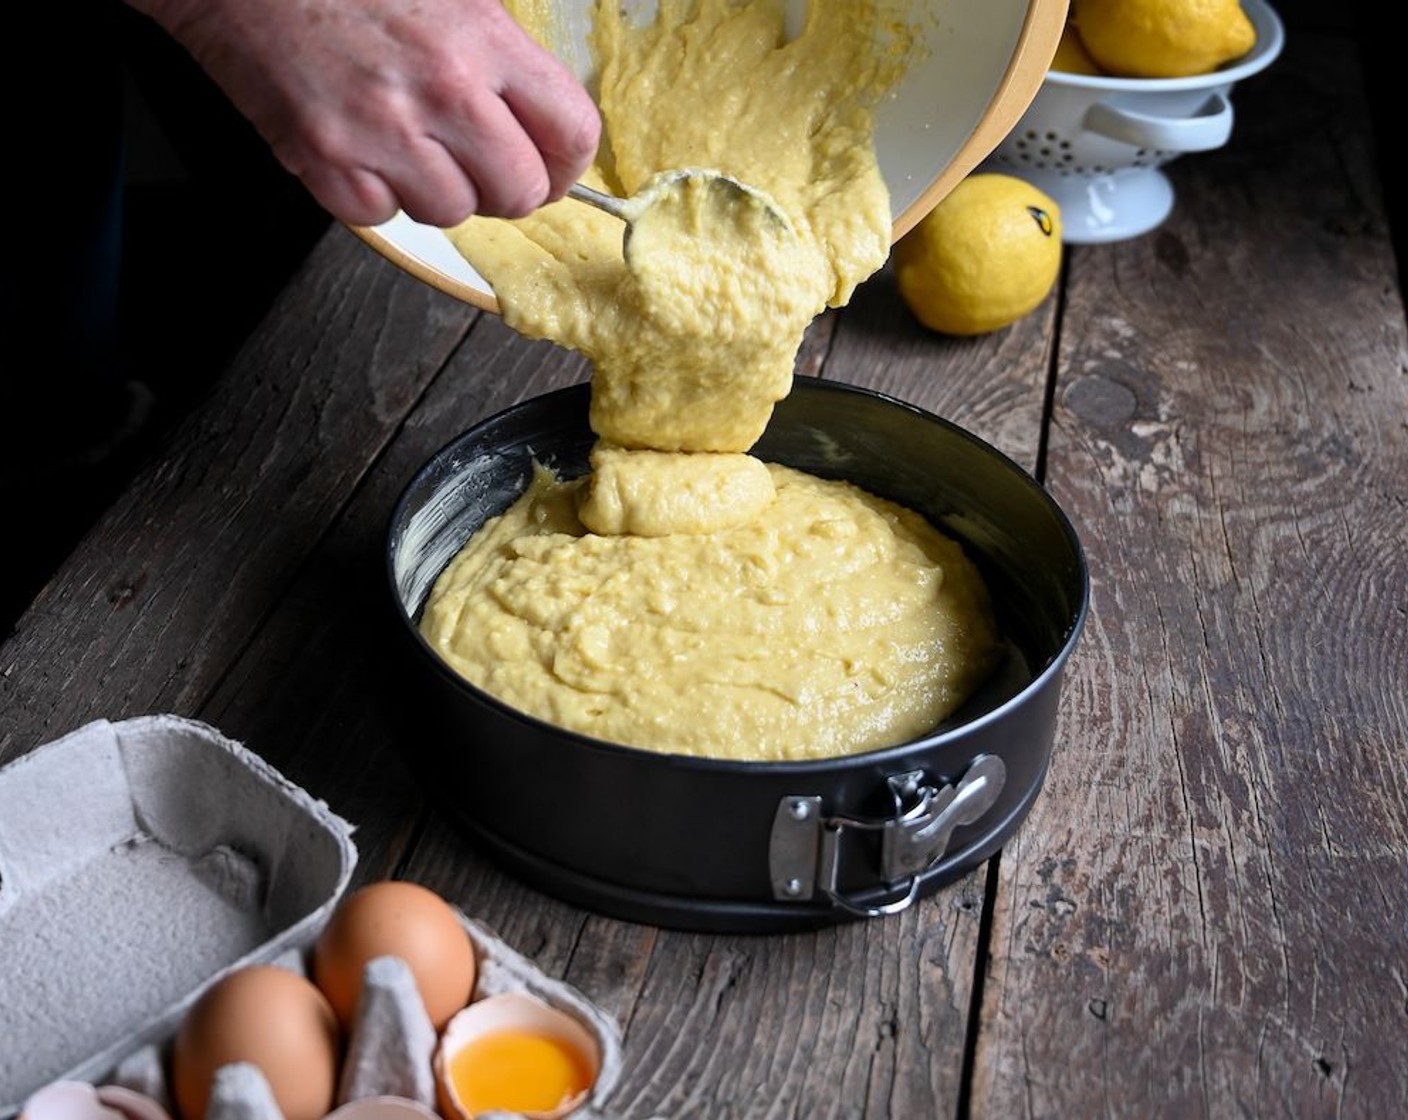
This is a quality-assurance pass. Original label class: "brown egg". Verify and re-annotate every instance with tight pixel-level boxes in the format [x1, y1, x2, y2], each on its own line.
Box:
[170, 964, 340, 1120]
[312, 879, 477, 1031]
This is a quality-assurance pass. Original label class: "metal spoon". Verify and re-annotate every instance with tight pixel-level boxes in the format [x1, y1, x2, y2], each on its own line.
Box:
[566, 169, 792, 235]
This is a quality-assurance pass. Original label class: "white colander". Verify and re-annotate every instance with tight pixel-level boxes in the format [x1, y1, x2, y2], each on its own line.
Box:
[984, 0, 1284, 243]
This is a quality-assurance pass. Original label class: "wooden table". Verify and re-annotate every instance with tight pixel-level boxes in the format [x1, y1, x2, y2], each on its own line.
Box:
[4, 20, 1405, 1119]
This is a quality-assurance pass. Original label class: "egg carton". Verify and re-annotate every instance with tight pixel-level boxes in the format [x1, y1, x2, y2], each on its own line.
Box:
[62, 918, 624, 1120]
[0, 717, 624, 1120]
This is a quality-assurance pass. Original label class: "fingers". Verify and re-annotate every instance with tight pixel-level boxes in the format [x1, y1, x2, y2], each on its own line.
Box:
[499, 57, 603, 201]
[432, 87, 555, 220]
[160, 0, 603, 229]
[297, 32, 600, 227]
[372, 136, 485, 228]
[327, 102, 559, 228]
[272, 87, 564, 228]
[296, 165, 403, 230]
[413, 15, 601, 222]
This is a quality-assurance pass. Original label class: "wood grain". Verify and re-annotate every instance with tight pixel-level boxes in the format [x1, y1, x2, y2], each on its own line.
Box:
[819, 260, 1058, 472]
[971, 34, 1408, 1119]
[197, 309, 592, 875]
[3, 23, 1403, 1120]
[0, 231, 476, 764]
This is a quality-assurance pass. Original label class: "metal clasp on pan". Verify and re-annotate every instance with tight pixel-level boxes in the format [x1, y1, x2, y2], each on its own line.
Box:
[768, 754, 1007, 918]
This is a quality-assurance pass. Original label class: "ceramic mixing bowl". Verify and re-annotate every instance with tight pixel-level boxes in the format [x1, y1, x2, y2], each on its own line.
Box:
[351, 0, 1069, 313]
[386, 380, 1089, 932]
[983, 0, 1284, 243]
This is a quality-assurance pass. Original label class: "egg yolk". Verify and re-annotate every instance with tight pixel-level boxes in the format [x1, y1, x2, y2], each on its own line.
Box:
[447, 1029, 593, 1114]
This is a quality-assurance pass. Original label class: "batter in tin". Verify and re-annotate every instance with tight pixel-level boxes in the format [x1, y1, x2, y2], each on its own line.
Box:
[420, 0, 1000, 759]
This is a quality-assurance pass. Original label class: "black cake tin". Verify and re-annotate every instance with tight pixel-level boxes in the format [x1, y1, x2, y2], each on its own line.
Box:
[387, 378, 1088, 932]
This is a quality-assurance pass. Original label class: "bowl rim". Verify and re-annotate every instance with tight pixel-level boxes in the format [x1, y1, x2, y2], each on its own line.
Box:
[350, 0, 1070, 312]
[385, 378, 1091, 776]
[1045, 0, 1284, 93]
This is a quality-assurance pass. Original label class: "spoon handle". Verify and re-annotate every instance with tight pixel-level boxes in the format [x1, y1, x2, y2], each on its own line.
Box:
[566, 182, 631, 221]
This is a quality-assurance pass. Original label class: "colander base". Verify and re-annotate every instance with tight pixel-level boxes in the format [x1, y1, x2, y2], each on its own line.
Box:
[982, 160, 1174, 244]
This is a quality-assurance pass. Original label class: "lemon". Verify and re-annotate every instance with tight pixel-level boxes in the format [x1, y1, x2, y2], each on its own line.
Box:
[1071, 0, 1256, 78]
[1051, 21, 1104, 75]
[894, 174, 1062, 337]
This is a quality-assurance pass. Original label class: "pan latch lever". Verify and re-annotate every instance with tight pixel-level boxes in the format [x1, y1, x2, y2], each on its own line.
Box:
[769, 754, 1007, 917]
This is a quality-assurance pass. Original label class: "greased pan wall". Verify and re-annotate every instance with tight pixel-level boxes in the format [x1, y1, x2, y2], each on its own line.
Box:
[387, 380, 1087, 932]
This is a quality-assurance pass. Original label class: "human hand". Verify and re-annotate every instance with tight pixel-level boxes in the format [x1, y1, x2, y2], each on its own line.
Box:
[129, 0, 602, 227]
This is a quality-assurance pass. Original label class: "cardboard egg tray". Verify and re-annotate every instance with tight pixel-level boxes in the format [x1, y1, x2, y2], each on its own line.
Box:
[0, 716, 623, 1120]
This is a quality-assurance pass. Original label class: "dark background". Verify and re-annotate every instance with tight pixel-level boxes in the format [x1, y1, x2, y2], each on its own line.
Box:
[0, 0, 1397, 633]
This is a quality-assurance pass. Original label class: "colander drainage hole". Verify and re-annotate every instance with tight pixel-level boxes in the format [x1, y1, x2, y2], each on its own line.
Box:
[1008, 134, 1075, 171]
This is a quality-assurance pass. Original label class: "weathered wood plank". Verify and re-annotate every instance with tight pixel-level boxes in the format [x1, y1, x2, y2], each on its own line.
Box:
[0, 229, 476, 764]
[198, 310, 592, 875]
[411, 801, 992, 1120]
[972, 33, 1408, 1118]
[820, 260, 1058, 471]
[10, 25, 1398, 1120]
[765, 229, 1058, 1120]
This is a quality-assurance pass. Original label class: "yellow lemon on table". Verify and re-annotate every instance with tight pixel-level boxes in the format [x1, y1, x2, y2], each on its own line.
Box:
[894, 173, 1062, 337]
[1070, 0, 1256, 78]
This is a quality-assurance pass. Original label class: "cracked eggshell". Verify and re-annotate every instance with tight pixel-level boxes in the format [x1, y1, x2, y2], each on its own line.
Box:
[434, 993, 600, 1120]
[90, 1088, 171, 1120]
[326, 1099, 441, 1120]
[20, 1083, 169, 1120]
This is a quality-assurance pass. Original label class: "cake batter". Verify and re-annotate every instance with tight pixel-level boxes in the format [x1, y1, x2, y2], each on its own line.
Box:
[420, 0, 1001, 758]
